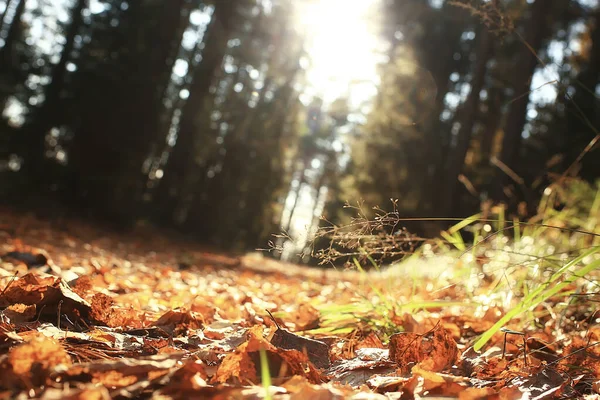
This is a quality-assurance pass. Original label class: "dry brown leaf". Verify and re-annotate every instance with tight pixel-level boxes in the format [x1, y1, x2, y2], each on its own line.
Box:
[270, 321, 330, 369]
[1, 336, 72, 389]
[213, 325, 268, 384]
[2, 303, 36, 323]
[389, 325, 458, 373]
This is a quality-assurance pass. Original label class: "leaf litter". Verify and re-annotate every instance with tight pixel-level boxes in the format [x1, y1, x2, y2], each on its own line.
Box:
[1, 211, 600, 399]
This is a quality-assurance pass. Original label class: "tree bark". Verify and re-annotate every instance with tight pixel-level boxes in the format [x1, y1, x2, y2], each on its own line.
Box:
[0, 0, 24, 69]
[439, 26, 493, 215]
[565, 10, 600, 181]
[155, 1, 238, 225]
[416, 2, 464, 214]
[66, 0, 187, 223]
[0, 0, 26, 106]
[0, 0, 13, 33]
[479, 89, 502, 165]
[494, 0, 553, 196]
[108, 0, 188, 219]
[19, 0, 85, 184]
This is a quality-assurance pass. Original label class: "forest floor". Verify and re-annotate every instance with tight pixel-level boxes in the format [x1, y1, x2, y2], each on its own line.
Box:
[1, 207, 599, 399]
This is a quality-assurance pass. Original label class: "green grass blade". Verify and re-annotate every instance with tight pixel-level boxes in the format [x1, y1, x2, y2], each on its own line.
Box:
[259, 349, 272, 400]
[548, 246, 600, 283]
[513, 218, 521, 242]
[448, 213, 482, 234]
[474, 246, 600, 351]
[440, 230, 465, 251]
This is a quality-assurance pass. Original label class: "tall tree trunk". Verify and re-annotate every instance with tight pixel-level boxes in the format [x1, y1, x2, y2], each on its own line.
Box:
[186, 49, 302, 245]
[283, 162, 307, 233]
[246, 79, 301, 245]
[417, 2, 464, 214]
[439, 26, 493, 215]
[479, 89, 502, 165]
[155, 1, 238, 225]
[304, 157, 332, 243]
[0, 0, 24, 68]
[108, 0, 188, 220]
[155, 1, 191, 105]
[19, 0, 85, 184]
[0, 0, 13, 33]
[473, 88, 503, 200]
[0, 0, 25, 108]
[493, 0, 553, 197]
[66, 0, 187, 223]
[217, 81, 301, 247]
[565, 10, 600, 181]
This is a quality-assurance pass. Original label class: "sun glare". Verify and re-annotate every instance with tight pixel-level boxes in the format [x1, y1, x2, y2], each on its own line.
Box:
[295, 0, 384, 108]
[279, 0, 385, 260]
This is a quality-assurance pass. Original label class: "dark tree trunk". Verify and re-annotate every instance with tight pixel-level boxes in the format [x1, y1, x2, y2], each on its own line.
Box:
[185, 46, 302, 246]
[283, 162, 307, 233]
[494, 0, 553, 197]
[216, 84, 300, 248]
[0, 0, 24, 69]
[243, 79, 301, 246]
[417, 3, 464, 214]
[155, 0, 192, 104]
[108, 0, 188, 219]
[305, 157, 332, 240]
[565, 11, 600, 181]
[17, 0, 85, 186]
[439, 27, 493, 215]
[0, 0, 26, 109]
[479, 89, 502, 165]
[155, 1, 238, 225]
[0, 0, 13, 32]
[66, 0, 187, 223]
[186, 27, 301, 245]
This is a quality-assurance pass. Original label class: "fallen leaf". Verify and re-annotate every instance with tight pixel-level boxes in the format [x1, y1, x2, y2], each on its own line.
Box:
[270, 320, 330, 369]
[389, 325, 458, 373]
[1, 335, 72, 389]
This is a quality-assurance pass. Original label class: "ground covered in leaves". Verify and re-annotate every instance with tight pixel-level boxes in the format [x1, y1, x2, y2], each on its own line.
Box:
[1, 208, 600, 399]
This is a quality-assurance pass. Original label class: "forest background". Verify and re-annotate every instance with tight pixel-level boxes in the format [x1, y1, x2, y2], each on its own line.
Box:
[0, 0, 599, 264]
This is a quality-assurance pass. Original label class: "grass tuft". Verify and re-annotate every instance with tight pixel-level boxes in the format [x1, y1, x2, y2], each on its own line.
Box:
[313, 179, 600, 351]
